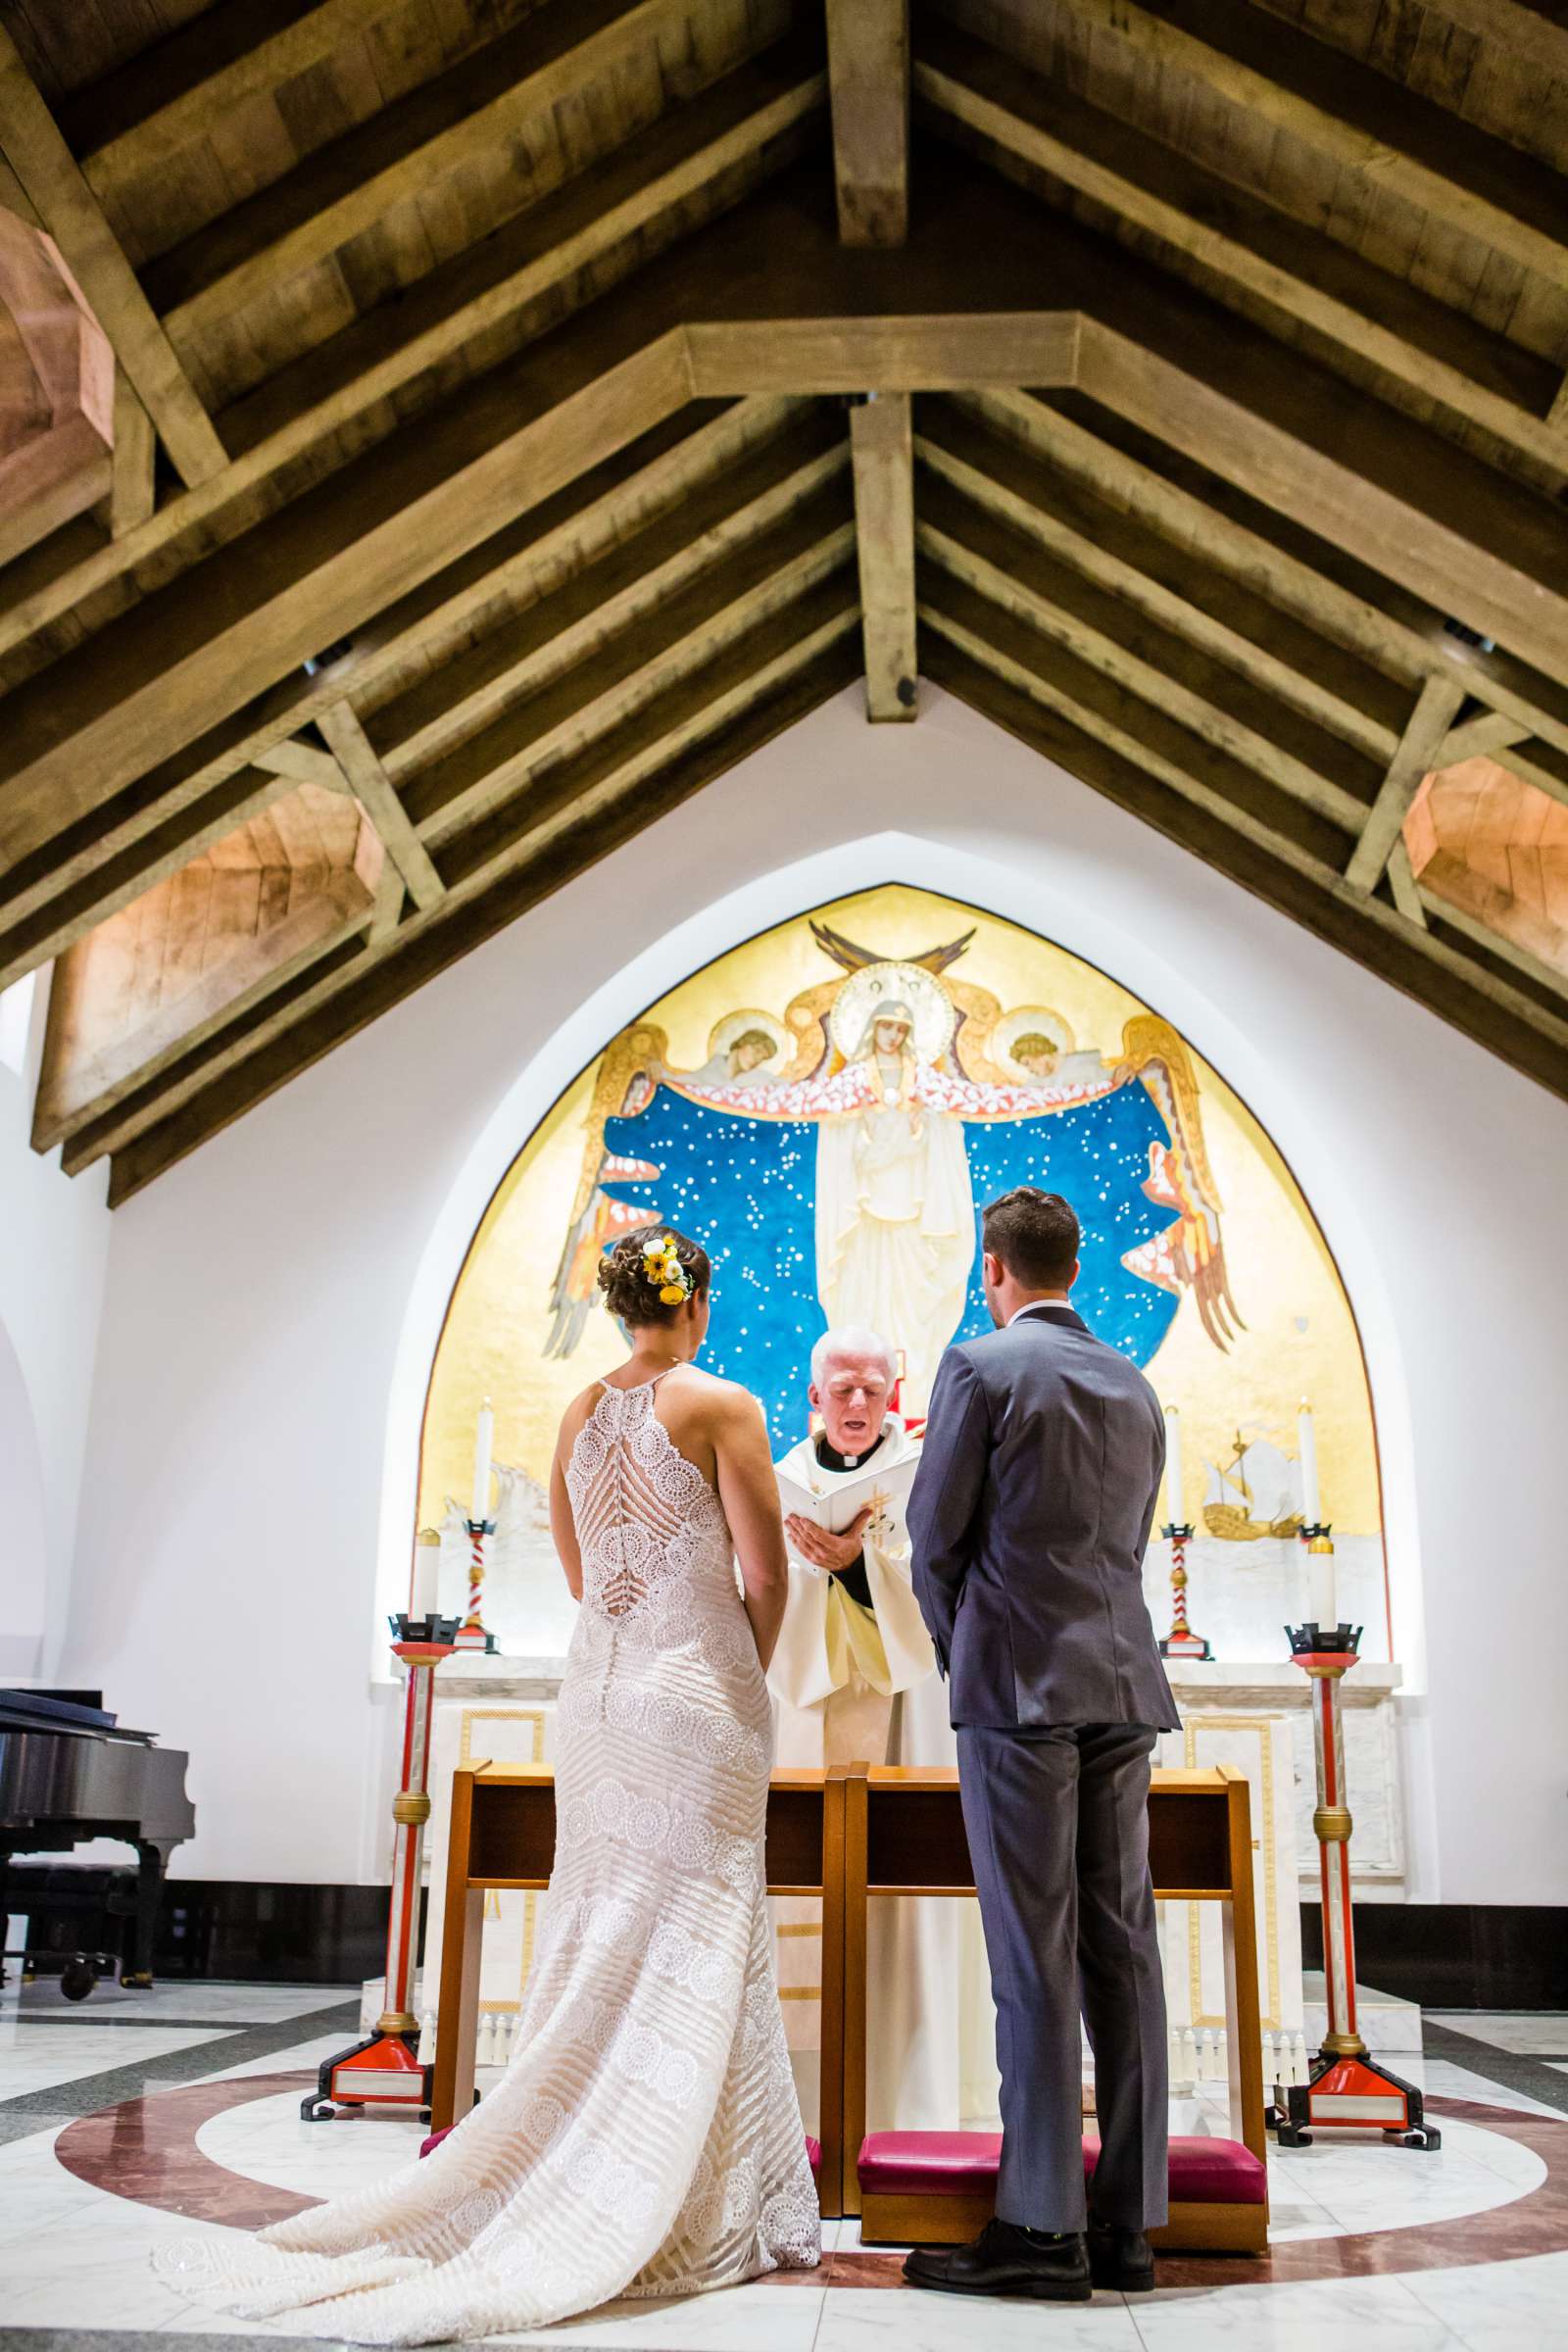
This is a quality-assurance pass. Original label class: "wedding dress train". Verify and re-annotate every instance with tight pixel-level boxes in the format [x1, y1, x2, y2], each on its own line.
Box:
[154, 1374, 819, 2342]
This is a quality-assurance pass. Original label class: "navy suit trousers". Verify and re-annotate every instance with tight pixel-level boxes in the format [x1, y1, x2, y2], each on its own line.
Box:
[956, 1720, 1168, 2233]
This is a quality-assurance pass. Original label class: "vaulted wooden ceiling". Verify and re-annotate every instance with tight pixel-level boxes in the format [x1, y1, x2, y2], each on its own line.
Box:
[2, 0, 1567, 1201]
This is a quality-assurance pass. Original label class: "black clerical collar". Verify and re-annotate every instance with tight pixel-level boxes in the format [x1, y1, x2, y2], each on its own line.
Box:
[815, 1427, 886, 1474]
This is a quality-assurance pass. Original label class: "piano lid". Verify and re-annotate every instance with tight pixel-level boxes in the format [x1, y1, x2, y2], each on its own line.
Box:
[0, 1690, 121, 1735]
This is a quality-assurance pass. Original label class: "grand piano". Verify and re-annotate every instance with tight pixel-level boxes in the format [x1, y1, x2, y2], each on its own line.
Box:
[0, 1689, 195, 1995]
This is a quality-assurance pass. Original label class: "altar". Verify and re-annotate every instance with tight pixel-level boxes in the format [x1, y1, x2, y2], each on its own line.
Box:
[371, 1638, 1406, 2104]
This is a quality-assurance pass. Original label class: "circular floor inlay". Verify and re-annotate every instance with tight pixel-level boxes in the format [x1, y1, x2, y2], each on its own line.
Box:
[52, 2082, 1568, 2290]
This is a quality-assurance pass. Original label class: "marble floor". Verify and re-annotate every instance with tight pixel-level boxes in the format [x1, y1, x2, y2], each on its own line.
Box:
[1, 1976, 1566, 2351]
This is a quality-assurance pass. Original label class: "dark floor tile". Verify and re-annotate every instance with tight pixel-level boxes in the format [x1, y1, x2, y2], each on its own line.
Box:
[1423, 2020, 1568, 2117]
[0, 1999, 358, 2121]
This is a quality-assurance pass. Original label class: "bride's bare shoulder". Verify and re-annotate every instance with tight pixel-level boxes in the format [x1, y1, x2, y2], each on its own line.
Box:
[665, 1366, 761, 1424]
[556, 1378, 608, 1449]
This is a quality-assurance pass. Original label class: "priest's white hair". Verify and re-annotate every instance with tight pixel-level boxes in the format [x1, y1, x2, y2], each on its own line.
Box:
[810, 1324, 897, 1390]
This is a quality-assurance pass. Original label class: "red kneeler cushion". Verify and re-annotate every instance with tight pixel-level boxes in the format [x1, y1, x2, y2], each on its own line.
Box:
[858, 2131, 1266, 2205]
[420, 2125, 824, 2180]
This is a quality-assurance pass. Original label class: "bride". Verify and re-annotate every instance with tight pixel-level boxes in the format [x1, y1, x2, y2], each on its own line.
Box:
[156, 1223, 819, 2342]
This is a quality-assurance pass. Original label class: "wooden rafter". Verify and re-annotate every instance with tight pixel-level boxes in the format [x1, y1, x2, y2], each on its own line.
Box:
[825, 0, 909, 246]
[924, 639, 1568, 1102]
[91, 623, 862, 1199]
[0, 397, 803, 989]
[0, 37, 829, 669]
[1346, 677, 1469, 893]
[317, 704, 445, 912]
[141, 0, 700, 346]
[2, 1, 1568, 1195]
[1047, 0, 1568, 294]
[849, 395, 916, 721]
[914, 399, 1407, 763]
[0, 24, 224, 487]
[917, 24, 1568, 479]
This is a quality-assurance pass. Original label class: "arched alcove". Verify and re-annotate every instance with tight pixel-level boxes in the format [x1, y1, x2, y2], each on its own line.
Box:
[379, 842, 1415, 1682]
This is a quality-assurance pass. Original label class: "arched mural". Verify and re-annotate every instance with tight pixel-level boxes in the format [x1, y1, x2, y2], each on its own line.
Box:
[417, 884, 1386, 1661]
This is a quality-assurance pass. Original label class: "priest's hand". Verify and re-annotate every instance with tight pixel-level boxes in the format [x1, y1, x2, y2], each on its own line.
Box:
[786, 1506, 874, 1573]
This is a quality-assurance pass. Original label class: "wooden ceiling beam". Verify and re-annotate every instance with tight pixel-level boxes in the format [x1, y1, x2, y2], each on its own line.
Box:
[825, 0, 909, 245]
[1436, 710, 1534, 766]
[371, 407, 849, 777]
[412, 489, 857, 851]
[0, 24, 224, 488]
[917, 22, 1568, 480]
[924, 639, 1568, 1102]
[2, 163, 1080, 852]
[0, 321, 694, 868]
[1360, 0, 1568, 86]
[1069, 276, 1568, 696]
[684, 312, 1078, 393]
[64, 1, 413, 189]
[82, 609, 861, 1194]
[317, 702, 445, 911]
[916, 398, 1405, 762]
[1345, 675, 1468, 892]
[919, 562, 1352, 872]
[142, 0, 699, 346]
[917, 469, 1378, 826]
[1047, 0, 1568, 294]
[0, 400, 790, 981]
[0, 39, 827, 669]
[979, 388, 1568, 767]
[100, 369, 156, 540]
[849, 394, 917, 720]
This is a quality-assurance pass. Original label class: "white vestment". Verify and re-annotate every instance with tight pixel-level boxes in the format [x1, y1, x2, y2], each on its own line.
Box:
[768, 1418, 988, 2132]
[815, 1082, 974, 1413]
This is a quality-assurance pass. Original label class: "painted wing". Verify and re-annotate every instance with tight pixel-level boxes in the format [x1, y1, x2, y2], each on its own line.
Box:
[1114, 1017, 1243, 1351]
[543, 1024, 665, 1359]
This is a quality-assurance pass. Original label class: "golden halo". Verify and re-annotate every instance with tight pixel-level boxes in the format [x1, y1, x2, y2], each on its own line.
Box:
[827, 961, 957, 1063]
[702, 1007, 790, 1067]
[990, 1004, 1078, 1079]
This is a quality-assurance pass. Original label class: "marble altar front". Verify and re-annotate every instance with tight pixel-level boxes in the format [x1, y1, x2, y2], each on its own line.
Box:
[378, 1643, 1405, 2091]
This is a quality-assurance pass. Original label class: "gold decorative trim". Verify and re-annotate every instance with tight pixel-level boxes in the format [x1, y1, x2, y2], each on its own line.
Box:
[459, 1707, 547, 1997]
[1183, 1714, 1281, 2032]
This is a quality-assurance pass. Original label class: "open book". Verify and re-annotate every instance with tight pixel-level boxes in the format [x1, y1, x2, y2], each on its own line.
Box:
[776, 1448, 918, 1544]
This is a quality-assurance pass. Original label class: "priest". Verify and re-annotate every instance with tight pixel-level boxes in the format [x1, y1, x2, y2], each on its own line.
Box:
[769, 1326, 978, 2132]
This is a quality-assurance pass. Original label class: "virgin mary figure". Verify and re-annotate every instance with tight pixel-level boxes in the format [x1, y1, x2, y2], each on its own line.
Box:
[814, 995, 975, 1411]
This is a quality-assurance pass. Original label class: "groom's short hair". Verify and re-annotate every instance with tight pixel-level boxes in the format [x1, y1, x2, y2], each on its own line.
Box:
[983, 1187, 1081, 1289]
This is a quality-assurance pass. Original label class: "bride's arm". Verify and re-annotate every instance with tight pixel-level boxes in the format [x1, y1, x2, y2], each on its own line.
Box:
[550, 1440, 583, 1601]
[711, 1389, 789, 1670]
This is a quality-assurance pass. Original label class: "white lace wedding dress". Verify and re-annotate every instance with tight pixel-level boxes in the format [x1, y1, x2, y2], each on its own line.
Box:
[154, 1373, 819, 2341]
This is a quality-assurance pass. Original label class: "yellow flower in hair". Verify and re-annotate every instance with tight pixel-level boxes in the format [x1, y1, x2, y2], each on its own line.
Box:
[660, 1283, 686, 1305]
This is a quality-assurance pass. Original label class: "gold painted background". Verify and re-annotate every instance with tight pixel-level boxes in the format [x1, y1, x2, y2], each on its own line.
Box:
[418, 886, 1382, 1549]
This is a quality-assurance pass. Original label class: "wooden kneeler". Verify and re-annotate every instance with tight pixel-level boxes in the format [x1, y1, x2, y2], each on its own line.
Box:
[842, 1763, 1269, 2255]
[431, 1762, 851, 2218]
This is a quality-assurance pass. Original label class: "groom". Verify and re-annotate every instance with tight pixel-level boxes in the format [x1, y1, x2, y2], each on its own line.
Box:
[906, 1186, 1177, 2302]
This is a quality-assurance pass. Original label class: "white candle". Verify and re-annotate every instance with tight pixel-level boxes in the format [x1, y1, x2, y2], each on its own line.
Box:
[411, 1531, 440, 1621]
[471, 1397, 494, 1524]
[1163, 1404, 1184, 1528]
[1297, 1400, 1321, 1527]
[1309, 1541, 1338, 1634]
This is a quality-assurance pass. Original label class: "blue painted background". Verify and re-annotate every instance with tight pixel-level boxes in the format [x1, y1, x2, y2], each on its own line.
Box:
[604, 1082, 1179, 1446]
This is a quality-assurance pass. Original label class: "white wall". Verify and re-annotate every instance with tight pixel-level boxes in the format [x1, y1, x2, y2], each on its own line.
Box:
[55, 686, 1568, 1901]
[0, 972, 111, 1680]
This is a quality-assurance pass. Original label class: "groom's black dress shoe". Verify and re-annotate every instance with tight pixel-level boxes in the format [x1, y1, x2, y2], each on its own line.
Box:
[1088, 2224, 1156, 2292]
[903, 2219, 1092, 2300]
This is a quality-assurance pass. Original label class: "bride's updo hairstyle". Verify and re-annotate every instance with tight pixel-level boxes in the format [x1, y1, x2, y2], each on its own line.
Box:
[598, 1223, 711, 1327]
